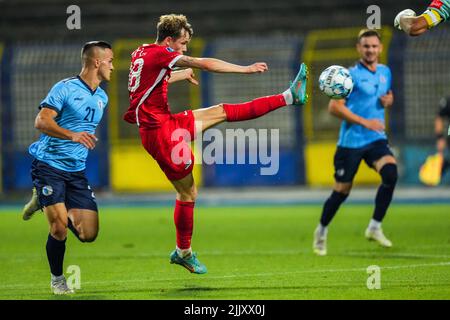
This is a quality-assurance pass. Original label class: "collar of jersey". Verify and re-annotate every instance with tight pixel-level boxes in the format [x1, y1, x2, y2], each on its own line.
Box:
[358, 61, 378, 74]
[76, 75, 98, 95]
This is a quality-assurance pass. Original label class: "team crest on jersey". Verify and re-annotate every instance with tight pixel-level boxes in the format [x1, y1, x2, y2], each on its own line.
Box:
[429, 0, 443, 9]
[42, 185, 53, 196]
[379, 75, 387, 84]
[166, 47, 175, 52]
[97, 100, 104, 110]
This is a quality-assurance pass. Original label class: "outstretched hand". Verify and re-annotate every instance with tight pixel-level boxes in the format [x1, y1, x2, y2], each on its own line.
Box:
[185, 68, 199, 85]
[246, 62, 268, 74]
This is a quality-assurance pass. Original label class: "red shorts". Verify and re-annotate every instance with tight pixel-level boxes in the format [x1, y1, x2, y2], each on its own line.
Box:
[139, 110, 196, 181]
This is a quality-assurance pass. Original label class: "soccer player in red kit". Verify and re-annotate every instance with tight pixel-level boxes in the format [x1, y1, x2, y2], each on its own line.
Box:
[123, 14, 308, 274]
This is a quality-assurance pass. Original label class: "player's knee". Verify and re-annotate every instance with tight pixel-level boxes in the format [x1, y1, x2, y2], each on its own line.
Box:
[179, 191, 197, 202]
[214, 103, 227, 117]
[177, 187, 197, 202]
[334, 183, 352, 195]
[80, 232, 98, 243]
[50, 223, 67, 240]
[380, 163, 398, 187]
[79, 228, 98, 243]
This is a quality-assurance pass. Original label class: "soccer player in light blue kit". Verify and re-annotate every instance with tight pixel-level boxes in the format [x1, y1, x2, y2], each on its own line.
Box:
[313, 30, 397, 256]
[22, 41, 113, 294]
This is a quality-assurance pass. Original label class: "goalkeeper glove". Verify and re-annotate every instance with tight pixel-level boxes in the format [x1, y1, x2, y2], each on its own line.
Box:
[394, 9, 417, 30]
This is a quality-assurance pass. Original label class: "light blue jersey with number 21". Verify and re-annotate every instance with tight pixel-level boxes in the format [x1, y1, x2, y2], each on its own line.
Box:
[29, 76, 108, 172]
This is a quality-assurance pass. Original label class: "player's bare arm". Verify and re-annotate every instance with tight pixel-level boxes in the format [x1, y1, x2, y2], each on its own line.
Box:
[328, 99, 385, 132]
[380, 90, 394, 108]
[35, 108, 97, 149]
[175, 55, 268, 74]
[168, 68, 198, 85]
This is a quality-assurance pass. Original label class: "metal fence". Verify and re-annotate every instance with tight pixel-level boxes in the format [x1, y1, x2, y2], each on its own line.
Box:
[404, 26, 450, 140]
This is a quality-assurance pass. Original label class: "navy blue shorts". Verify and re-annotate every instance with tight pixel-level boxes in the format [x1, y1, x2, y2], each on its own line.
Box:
[334, 139, 394, 183]
[31, 159, 98, 211]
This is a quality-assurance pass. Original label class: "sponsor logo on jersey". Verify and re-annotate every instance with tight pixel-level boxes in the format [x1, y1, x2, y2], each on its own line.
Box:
[430, 0, 444, 10]
[74, 97, 84, 101]
[42, 185, 53, 196]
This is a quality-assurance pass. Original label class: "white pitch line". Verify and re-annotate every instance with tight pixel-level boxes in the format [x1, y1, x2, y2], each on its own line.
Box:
[2, 248, 449, 260]
[344, 252, 450, 259]
[1, 261, 449, 291]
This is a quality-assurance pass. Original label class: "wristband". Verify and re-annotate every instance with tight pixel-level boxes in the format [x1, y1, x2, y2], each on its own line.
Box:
[420, 9, 443, 28]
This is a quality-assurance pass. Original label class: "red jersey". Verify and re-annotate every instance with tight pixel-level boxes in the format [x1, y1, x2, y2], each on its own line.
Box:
[123, 44, 183, 128]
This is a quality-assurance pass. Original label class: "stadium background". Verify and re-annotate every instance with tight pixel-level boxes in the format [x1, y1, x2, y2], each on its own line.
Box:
[1, 0, 450, 197]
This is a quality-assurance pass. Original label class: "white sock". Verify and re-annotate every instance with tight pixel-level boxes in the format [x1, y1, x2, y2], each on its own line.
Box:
[318, 224, 328, 237]
[176, 246, 192, 258]
[368, 219, 381, 230]
[282, 89, 293, 105]
[51, 274, 65, 283]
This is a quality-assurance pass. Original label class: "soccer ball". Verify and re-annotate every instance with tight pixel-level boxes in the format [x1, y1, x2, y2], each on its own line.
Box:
[318, 65, 354, 99]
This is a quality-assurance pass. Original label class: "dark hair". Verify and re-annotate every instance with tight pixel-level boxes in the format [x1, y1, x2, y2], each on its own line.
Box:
[156, 14, 193, 42]
[357, 29, 381, 43]
[81, 40, 112, 58]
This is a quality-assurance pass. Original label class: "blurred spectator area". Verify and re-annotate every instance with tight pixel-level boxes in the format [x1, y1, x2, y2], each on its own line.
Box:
[1, 0, 450, 193]
[0, 0, 430, 41]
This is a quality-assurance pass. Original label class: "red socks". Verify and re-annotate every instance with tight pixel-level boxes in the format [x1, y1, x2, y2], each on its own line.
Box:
[174, 200, 195, 250]
[223, 94, 287, 122]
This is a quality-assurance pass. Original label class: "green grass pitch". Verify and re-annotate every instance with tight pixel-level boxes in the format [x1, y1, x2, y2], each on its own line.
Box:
[0, 204, 449, 300]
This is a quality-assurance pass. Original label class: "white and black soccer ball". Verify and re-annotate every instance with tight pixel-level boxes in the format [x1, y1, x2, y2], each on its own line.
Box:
[318, 65, 354, 99]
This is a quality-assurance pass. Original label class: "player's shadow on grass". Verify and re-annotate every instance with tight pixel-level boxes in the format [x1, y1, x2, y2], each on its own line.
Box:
[160, 284, 360, 297]
[172, 286, 217, 292]
[85, 286, 217, 296]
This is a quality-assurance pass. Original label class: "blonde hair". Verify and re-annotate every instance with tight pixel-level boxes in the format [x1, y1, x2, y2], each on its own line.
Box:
[357, 29, 381, 43]
[156, 14, 193, 42]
